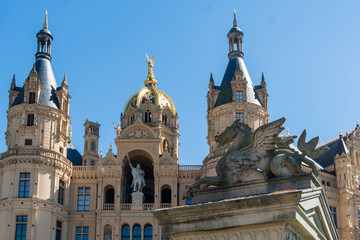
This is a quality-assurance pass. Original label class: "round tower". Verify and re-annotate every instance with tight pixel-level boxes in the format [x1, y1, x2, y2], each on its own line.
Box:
[0, 12, 71, 240]
[204, 11, 269, 175]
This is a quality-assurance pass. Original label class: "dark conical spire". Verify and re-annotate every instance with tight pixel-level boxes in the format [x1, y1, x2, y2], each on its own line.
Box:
[10, 74, 16, 90]
[336, 132, 349, 156]
[261, 72, 266, 88]
[210, 73, 214, 83]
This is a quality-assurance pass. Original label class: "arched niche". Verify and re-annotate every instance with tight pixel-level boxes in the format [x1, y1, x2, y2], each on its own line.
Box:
[161, 185, 171, 203]
[121, 150, 154, 203]
[104, 224, 112, 240]
[104, 185, 115, 204]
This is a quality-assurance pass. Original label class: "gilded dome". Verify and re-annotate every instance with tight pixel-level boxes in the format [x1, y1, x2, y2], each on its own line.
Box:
[124, 87, 176, 115]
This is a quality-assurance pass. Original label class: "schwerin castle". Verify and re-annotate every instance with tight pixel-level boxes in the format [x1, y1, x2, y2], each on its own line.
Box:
[0, 11, 359, 240]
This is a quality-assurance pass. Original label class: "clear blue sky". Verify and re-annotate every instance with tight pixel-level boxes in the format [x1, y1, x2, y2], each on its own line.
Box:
[0, 1, 359, 165]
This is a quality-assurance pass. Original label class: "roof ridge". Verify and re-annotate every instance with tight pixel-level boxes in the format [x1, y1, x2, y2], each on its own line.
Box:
[317, 128, 355, 147]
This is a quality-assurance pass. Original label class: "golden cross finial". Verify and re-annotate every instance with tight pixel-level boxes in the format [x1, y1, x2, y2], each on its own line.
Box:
[109, 142, 112, 149]
[234, 9, 236, 14]
[340, 129, 342, 135]
[357, 120, 359, 125]
[287, 127, 289, 136]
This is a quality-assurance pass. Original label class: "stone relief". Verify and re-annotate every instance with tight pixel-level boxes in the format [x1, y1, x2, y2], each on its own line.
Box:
[184, 118, 329, 199]
[127, 128, 151, 139]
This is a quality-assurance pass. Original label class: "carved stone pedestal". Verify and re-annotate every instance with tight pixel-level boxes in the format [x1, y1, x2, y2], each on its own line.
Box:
[153, 174, 339, 240]
[131, 192, 144, 210]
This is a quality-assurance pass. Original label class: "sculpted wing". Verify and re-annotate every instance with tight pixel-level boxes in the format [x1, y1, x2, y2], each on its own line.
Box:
[246, 117, 286, 158]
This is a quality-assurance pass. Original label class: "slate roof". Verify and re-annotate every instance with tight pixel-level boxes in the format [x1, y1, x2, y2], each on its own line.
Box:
[213, 56, 262, 108]
[314, 133, 352, 168]
[67, 142, 83, 166]
[12, 56, 60, 109]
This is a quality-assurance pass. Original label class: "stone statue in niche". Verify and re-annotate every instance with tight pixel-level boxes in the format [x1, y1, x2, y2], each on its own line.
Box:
[183, 117, 329, 199]
[104, 228, 112, 240]
[127, 154, 146, 193]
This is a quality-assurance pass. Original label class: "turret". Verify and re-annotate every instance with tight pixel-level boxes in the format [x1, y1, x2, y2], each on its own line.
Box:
[334, 131, 356, 239]
[204, 11, 269, 171]
[0, 12, 72, 240]
[35, 11, 53, 61]
[83, 119, 100, 166]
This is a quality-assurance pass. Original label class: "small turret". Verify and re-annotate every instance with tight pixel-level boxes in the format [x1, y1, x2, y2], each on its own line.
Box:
[35, 11, 53, 61]
[227, 10, 244, 59]
[83, 120, 100, 166]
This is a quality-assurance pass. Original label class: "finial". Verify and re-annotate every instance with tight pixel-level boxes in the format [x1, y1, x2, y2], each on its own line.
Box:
[109, 142, 112, 149]
[233, 9, 237, 27]
[210, 73, 214, 83]
[10, 74, 16, 89]
[287, 127, 289, 136]
[340, 129, 342, 136]
[31, 64, 37, 74]
[43, 10, 48, 29]
[357, 120, 359, 127]
[100, 149, 103, 157]
[62, 74, 68, 85]
[261, 72, 265, 81]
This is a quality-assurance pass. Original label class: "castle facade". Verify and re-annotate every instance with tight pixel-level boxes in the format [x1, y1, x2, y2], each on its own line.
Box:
[0, 11, 359, 240]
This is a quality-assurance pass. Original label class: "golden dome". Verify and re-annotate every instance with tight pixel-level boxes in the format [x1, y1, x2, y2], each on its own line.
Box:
[124, 87, 176, 115]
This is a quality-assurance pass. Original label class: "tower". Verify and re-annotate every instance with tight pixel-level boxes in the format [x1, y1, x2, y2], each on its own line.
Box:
[204, 11, 269, 175]
[0, 12, 71, 240]
[83, 120, 100, 166]
[334, 132, 357, 239]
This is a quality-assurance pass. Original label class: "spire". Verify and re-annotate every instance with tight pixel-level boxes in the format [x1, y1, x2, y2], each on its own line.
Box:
[30, 63, 37, 74]
[336, 133, 349, 156]
[210, 73, 214, 83]
[261, 72, 266, 88]
[144, 53, 157, 88]
[233, 9, 237, 27]
[43, 10, 48, 29]
[62, 74, 68, 88]
[10, 74, 16, 90]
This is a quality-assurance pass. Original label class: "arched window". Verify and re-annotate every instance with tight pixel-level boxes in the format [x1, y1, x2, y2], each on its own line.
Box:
[121, 225, 130, 240]
[104, 186, 115, 204]
[162, 113, 167, 125]
[161, 187, 171, 203]
[145, 110, 152, 123]
[133, 225, 141, 240]
[144, 225, 153, 240]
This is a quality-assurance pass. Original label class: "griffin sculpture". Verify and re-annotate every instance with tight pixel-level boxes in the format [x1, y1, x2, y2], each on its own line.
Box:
[183, 117, 329, 199]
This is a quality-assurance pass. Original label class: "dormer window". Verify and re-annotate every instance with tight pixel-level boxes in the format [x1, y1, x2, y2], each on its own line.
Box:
[145, 110, 152, 123]
[28, 92, 36, 104]
[236, 91, 243, 103]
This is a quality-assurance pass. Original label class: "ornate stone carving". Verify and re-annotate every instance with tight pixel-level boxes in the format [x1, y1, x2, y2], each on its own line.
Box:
[127, 128, 151, 139]
[184, 118, 329, 199]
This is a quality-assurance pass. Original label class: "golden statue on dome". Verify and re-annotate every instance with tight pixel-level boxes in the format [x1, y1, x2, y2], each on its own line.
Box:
[145, 53, 156, 85]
